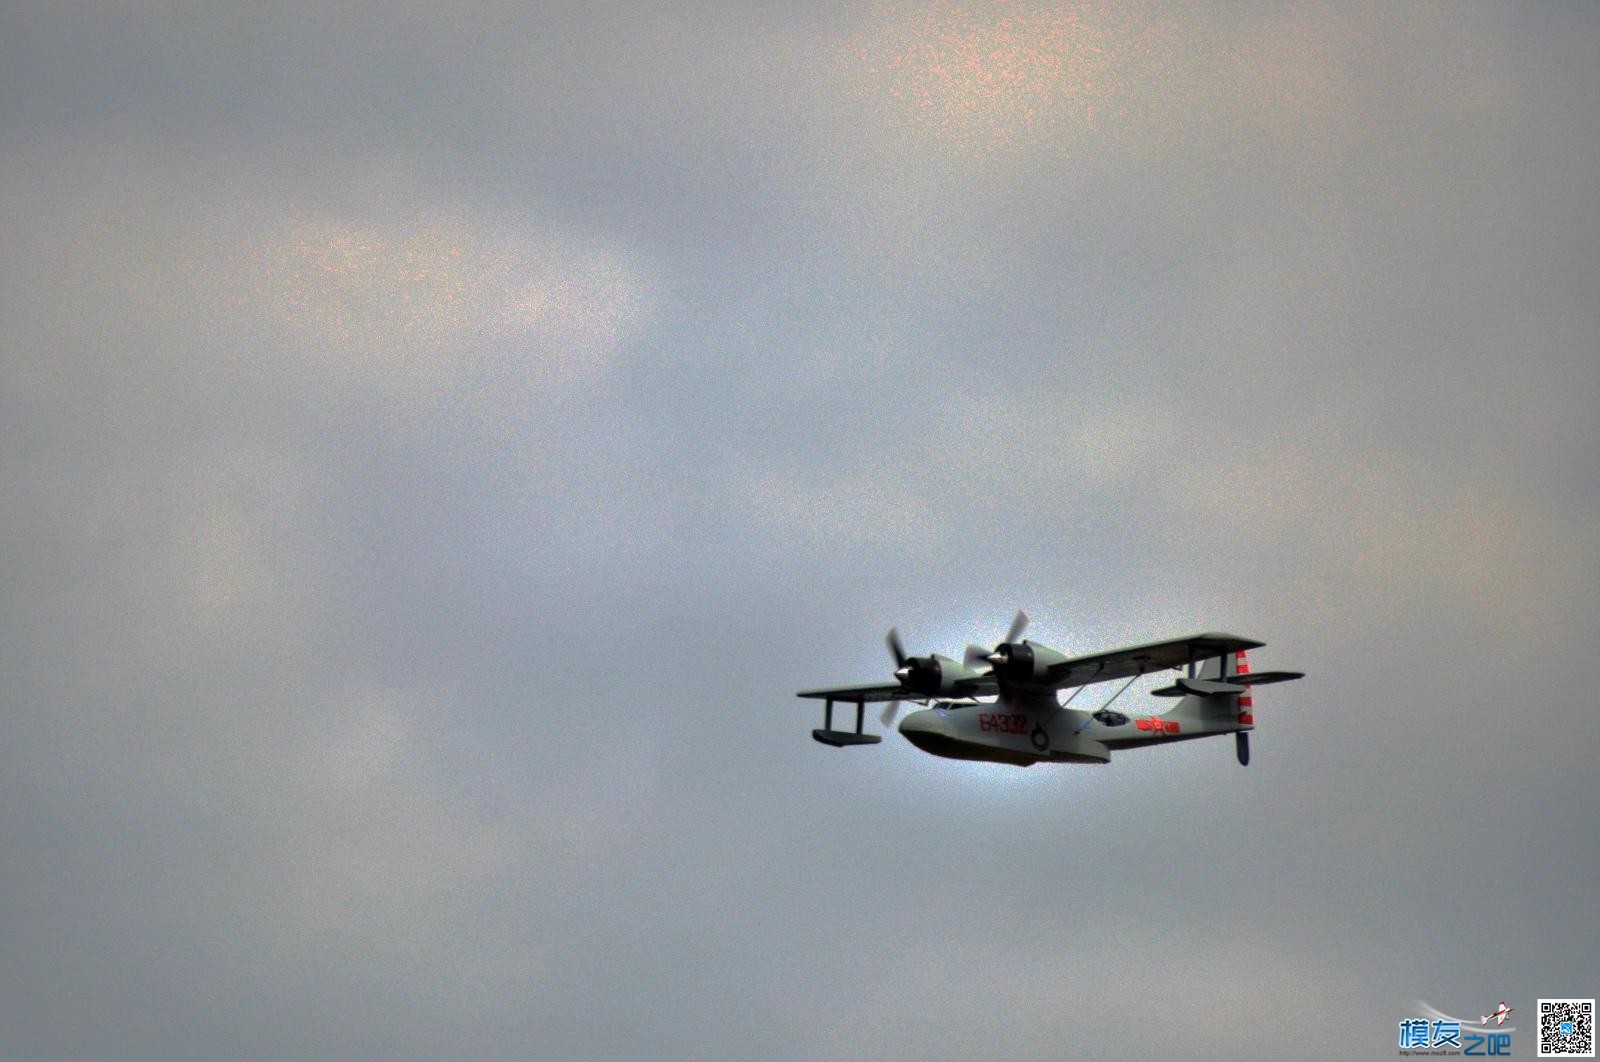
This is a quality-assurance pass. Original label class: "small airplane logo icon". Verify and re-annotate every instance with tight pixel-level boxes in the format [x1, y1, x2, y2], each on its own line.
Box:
[1480, 1002, 1513, 1026]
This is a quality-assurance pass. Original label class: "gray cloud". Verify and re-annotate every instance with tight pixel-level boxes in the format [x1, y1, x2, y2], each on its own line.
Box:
[2, 2, 1596, 1059]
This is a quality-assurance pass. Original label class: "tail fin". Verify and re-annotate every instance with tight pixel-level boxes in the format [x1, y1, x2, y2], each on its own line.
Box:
[1180, 652, 1247, 722]
[1170, 649, 1302, 766]
[1180, 651, 1253, 765]
[1161, 649, 1282, 726]
[1235, 650, 1255, 726]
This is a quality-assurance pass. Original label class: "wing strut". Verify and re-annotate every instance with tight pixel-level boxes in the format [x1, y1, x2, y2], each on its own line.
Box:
[1085, 671, 1141, 727]
[813, 697, 882, 748]
[1100, 673, 1140, 709]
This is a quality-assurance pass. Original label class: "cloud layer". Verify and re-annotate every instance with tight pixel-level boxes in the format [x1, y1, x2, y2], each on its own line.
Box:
[2, 2, 1595, 1059]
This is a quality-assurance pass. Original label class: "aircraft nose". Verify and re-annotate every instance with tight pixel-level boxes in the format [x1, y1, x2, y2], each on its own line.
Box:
[898, 709, 943, 752]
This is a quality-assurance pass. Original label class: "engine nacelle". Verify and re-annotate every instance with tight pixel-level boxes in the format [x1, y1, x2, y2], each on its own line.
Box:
[989, 639, 1069, 683]
[898, 653, 981, 696]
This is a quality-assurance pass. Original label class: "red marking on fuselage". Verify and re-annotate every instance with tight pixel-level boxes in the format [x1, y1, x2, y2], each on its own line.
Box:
[1136, 717, 1181, 735]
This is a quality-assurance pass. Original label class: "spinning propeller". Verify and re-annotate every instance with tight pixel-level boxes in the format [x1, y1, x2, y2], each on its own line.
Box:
[962, 609, 1030, 671]
[964, 609, 1070, 683]
[879, 624, 987, 726]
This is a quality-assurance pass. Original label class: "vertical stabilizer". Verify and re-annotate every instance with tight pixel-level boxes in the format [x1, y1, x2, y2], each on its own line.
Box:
[1181, 652, 1241, 720]
[1233, 650, 1255, 765]
[1172, 652, 1252, 766]
[1158, 647, 1299, 766]
[1235, 650, 1255, 726]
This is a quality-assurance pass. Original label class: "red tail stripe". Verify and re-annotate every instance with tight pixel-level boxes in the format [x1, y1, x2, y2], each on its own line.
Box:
[1237, 651, 1254, 714]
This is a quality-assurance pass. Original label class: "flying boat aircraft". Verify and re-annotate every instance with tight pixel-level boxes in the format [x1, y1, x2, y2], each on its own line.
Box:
[798, 611, 1303, 767]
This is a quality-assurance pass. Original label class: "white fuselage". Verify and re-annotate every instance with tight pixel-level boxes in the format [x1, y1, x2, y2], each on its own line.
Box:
[898, 700, 1248, 766]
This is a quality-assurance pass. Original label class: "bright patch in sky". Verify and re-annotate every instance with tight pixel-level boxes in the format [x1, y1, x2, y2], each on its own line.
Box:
[153, 203, 655, 431]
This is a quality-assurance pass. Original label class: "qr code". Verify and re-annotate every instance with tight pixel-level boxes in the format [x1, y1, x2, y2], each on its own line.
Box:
[1540, 999, 1595, 1057]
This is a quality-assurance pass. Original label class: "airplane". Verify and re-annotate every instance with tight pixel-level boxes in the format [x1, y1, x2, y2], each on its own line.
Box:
[797, 611, 1303, 767]
[1480, 1004, 1513, 1027]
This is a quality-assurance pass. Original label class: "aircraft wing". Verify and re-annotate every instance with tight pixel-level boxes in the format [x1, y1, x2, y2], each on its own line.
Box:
[795, 679, 997, 703]
[1041, 632, 1266, 690]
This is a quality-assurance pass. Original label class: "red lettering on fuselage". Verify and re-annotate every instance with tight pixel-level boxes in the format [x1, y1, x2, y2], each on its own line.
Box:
[978, 712, 1029, 734]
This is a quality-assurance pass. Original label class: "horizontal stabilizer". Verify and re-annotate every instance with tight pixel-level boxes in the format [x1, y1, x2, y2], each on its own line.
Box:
[1150, 676, 1250, 698]
[1229, 670, 1304, 686]
[812, 729, 882, 748]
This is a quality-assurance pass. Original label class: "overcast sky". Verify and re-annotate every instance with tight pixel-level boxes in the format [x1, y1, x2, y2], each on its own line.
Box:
[2, 2, 1596, 1059]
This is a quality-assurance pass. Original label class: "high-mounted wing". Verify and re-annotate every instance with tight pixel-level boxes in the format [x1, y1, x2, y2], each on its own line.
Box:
[796, 679, 997, 703]
[1036, 631, 1266, 691]
[800, 633, 1264, 698]
[795, 682, 903, 703]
